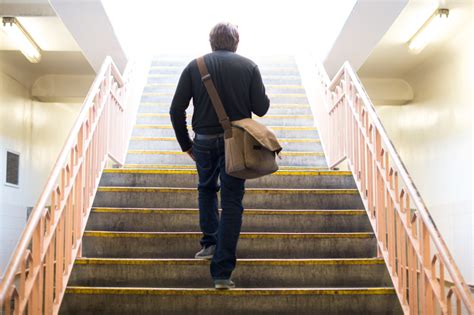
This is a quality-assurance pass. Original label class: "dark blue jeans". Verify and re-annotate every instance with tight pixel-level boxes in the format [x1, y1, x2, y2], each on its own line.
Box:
[192, 137, 246, 280]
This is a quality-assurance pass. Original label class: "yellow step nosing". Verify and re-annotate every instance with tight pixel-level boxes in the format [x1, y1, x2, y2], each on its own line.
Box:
[149, 66, 300, 71]
[127, 150, 324, 156]
[134, 124, 317, 131]
[122, 164, 329, 171]
[142, 93, 308, 98]
[91, 207, 366, 216]
[129, 137, 320, 143]
[137, 113, 313, 119]
[74, 257, 384, 266]
[103, 168, 349, 176]
[139, 102, 311, 108]
[65, 287, 396, 296]
[97, 187, 359, 195]
[83, 231, 374, 239]
[144, 84, 304, 90]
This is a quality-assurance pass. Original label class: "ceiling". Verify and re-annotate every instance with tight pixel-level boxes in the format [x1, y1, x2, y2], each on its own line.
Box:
[0, 16, 81, 51]
[0, 2, 93, 88]
[358, 0, 473, 78]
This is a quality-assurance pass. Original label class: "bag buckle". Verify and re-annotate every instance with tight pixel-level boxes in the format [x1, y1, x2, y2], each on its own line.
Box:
[201, 74, 211, 82]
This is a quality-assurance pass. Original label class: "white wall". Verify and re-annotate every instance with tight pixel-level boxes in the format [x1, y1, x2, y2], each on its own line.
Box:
[371, 24, 473, 284]
[0, 71, 81, 276]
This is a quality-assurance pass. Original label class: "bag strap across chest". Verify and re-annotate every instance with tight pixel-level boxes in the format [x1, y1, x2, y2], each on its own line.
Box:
[196, 56, 233, 139]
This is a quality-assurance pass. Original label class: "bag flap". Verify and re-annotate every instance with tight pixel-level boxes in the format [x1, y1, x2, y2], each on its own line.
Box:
[232, 118, 282, 152]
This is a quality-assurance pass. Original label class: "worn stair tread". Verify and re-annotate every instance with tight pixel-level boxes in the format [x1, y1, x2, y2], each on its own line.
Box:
[127, 150, 324, 156]
[122, 164, 329, 170]
[97, 186, 359, 194]
[134, 124, 317, 130]
[84, 231, 374, 239]
[65, 286, 396, 295]
[130, 137, 320, 142]
[74, 257, 384, 266]
[142, 93, 307, 97]
[103, 168, 348, 176]
[91, 207, 365, 215]
[139, 102, 311, 108]
[137, 113, 313, 119]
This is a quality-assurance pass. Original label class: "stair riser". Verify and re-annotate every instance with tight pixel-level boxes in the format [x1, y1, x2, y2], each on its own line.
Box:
[144, 85, 305, 94]
[136, 116, 315, 127]
[87, 211, 371, 232]
[128, 139, 322, 151]
[131, 127, 320, 139]
[125, 153, 327, 167]
[93, 190, 363, 209]
[138, 105, 313, 115]
[61, 290, 401, 315]
[99, 172, 355, 189]
[82, 234, 376, 258]
[69, 261, 390, 288]
[141, 95, 309, 104]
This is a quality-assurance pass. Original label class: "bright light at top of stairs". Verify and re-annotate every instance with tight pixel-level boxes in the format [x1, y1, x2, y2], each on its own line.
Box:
[407, 8, 449, 54]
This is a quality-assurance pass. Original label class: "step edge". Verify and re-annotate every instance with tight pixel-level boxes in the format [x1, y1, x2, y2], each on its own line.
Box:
[90, 207, 366, 215]
[83, 231, 375, 239]
[96, 187, 359, 195]
[65, 286, 396, 296]
[74, 257, 385, 266]
[102, 169, 349, 176]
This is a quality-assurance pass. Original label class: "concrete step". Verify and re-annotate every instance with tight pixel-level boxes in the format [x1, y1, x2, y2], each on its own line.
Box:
[93, 187, 363, 209]
[61, 287, 401, 315]
[82, 231, 376, 258]
[125, 150, 327, 167]
[69, 258, 390, 288]
[122, 164, 331, 171]
[131, 124, 320, 139]
[150, 56, 297, 67]
[146, 74, 302, 85]
[141, 92, 308, 104]
[138, 102, 313, 115]
[143, 84, 306, 95]
[135, 113, 315, 127]
[87, 208, 371, 233]
[128, 137, 322, 152]
[99, 169, 355, 189]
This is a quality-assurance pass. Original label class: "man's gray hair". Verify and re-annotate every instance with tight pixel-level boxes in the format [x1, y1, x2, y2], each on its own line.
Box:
[209, 22, 239, 52]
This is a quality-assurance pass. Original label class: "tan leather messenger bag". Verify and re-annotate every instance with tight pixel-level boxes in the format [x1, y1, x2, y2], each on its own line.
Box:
[196, 56, 282, 179]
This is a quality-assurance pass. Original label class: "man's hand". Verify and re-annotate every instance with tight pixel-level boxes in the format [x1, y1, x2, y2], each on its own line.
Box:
[186, 147, 196, 161]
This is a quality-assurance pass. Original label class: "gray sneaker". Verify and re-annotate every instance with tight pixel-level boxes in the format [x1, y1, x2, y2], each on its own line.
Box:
[214, 279, 236, 290]
[194, 245, 216, 260]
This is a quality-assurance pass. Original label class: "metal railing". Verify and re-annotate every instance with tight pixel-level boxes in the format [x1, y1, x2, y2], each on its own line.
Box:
[314, 61, 473, 314]
[0, 57, 133, 314]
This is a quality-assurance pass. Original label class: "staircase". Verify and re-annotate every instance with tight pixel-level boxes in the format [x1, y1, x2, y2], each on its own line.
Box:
[59, 55, 403, 314]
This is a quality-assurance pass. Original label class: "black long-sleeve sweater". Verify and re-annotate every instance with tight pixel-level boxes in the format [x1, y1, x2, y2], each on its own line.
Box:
[169, 50, 270, 152]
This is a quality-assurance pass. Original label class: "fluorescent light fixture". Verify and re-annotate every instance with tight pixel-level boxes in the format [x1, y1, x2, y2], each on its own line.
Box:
[408, 8, 449, 54]
[2, 17, 42, 63]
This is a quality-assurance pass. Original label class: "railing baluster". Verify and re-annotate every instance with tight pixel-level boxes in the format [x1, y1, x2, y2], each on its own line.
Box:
[314, 61, 473, 314]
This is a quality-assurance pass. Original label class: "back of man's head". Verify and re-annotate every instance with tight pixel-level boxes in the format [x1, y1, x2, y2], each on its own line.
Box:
[209, 22, 239, 52]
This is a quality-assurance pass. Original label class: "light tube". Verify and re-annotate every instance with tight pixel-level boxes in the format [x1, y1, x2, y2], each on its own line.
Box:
[408, 8, 449, 54]
[2, 17, 42, 63]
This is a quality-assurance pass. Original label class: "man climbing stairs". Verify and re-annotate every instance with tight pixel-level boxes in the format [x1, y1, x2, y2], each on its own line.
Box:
[59, 56, 403, 314]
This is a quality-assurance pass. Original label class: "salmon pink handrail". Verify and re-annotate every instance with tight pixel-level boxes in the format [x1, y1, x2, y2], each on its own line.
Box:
[315, 61, 473, 314]
[0, 56, 133, 314]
